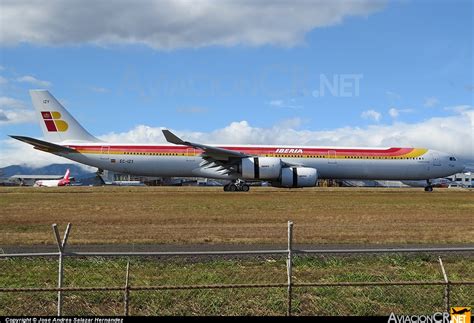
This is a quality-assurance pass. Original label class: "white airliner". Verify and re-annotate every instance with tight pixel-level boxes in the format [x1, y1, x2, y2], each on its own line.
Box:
[34, 169, 71, 187]
[11, 90, 464, 192]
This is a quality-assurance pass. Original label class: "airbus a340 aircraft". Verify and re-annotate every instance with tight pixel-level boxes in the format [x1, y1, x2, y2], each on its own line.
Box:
[11, 90, 464, 192]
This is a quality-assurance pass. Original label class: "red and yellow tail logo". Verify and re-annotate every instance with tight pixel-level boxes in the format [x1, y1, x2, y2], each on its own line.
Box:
[41, 111, 68, 132]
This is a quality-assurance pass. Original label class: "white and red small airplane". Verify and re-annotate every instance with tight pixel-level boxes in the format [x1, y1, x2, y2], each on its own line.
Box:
[34, 169, 71, 187]
[11, 90, 465, 192]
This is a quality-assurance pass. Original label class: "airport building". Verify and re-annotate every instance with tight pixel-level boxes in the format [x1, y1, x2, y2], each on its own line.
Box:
[446, 172, 473, 187]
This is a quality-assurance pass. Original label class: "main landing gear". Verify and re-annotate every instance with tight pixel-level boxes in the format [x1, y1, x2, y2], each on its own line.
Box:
[424, 180, 433, 192]
[223, 179, 250, 192]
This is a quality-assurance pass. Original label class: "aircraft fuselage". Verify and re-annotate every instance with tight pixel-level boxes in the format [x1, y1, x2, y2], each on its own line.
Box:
[62, 143, 463, 181]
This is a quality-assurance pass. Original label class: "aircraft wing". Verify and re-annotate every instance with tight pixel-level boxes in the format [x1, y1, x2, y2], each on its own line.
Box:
[9, 135, 77, 154]
[162, 130, 248, 160]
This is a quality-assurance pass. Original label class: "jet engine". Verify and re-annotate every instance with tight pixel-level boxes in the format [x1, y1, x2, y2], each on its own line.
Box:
[277, 167, 318, 188]
[240, 157, 281, 179]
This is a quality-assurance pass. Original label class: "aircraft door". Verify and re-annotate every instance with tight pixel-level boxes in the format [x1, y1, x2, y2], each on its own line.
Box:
[432, 152, 441, 166]
[328, 150, 337, 164]
[100, 146, 110, 161]
[186, 148, 196, 161]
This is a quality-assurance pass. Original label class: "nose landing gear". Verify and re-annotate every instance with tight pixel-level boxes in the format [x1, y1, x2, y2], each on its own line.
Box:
[223, 179, 250, 192]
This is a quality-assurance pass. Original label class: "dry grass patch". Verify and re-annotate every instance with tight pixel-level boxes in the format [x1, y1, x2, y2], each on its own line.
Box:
[0, 186, 472, 245]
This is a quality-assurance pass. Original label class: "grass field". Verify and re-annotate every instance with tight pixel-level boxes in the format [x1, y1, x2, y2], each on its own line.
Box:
[0, 255, 472, 315]
[0, 186, 472, 246]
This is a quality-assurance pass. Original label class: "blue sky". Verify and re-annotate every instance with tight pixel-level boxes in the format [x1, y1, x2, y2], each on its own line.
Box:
[0, 0, 472, 167]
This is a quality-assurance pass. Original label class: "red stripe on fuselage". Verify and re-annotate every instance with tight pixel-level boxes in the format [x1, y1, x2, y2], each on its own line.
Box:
[68, 145, 414, 156]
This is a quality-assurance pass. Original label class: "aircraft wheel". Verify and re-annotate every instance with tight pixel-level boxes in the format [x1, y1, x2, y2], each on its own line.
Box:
[229, 184, 238, 192]
[424, 186, 433, 192]
[241, 184, 250, 192]
[223, 184, 230, 192]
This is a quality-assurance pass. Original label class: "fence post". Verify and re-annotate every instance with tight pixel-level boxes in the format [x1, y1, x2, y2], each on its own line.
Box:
[438, 257, 450, 313]
[124, 261, 131, 316]
[286, 221, 294, 316]
[52, 223, 71, 317]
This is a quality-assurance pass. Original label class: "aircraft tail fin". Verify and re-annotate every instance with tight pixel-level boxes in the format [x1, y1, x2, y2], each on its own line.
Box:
[64, 169, 70, 181]
[57, 168, 71, 186]
[29, 90, 101, 143]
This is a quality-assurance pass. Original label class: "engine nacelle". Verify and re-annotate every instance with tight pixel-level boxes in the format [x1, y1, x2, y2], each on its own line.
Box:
[241, 157, 281, 179]
[278, 167, 318, 188]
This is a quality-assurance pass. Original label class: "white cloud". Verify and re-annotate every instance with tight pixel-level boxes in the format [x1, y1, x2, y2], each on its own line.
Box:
[361, 109, 382, 122]
[388, 108, 399, 118]
[424, 97, 439, 107]
[0, 109, 35, 125]
[16, 75, 52, 88]
[0, 76, 8, 85]
[97, 108, 473, 162]
[388, 107, 413, 118]
[269, 100, 284, 107]
[0, 97, 35, 125]
[267, 99, 302, 109]
[444, 105, 471, 113]
[0, 0, 385, 49]
[2, 108, 472, 168]
[0, 96, 26, 109]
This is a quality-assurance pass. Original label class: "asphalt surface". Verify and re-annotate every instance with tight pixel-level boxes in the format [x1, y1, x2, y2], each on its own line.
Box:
[1, 243, 473, 254]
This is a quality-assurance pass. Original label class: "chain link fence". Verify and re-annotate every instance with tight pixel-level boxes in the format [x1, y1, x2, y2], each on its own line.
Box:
[0, 222, 473, 316]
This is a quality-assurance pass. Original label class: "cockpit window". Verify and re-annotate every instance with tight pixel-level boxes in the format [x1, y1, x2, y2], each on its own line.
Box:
[449, 157, 457, 161]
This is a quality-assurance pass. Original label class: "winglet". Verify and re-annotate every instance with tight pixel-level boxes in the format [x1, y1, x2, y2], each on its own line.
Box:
[162, 129, 186, 145]
[161, 129, 248, 160]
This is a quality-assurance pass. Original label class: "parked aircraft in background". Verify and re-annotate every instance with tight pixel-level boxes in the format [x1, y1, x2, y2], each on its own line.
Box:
[9, 173, 74, 186]
[11, 90, 465, 192]
[34, 169, 71, 187]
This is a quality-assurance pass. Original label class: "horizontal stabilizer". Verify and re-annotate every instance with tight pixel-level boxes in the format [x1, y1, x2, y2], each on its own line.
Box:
[9, 135, 77, 154]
